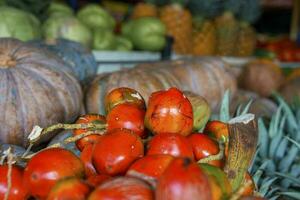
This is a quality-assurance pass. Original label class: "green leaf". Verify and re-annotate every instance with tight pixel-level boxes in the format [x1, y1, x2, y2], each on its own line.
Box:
[275, 172, 300, 186]
[279, 192, 300, 199]
[258, 118, 269, 158]
[279, 146, 299, 173]
[285, 136, 300, 149]
[235, 104, 243, 116]
[275, 138, 288, 158]
[275, 94, 298, 130]
[219, 90, 230, 122]
[241, 99, 253, 115]
[253, 160, 269, 184]
[268, 195, 280, 200]
[259, 177, 277, 196]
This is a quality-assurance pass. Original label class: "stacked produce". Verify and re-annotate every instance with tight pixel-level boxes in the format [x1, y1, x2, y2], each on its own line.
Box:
[0, 87, 261, 199]
[131, 0, 260, 56]
[256, 36, 300, 62]
[86, 58, 237, 114]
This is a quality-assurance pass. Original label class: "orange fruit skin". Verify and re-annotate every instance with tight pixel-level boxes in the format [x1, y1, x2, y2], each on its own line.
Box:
[147, 133, 194, 160]
[105, 87, 146, 114]
[187, 133, 223, 168]
[145, 88, 193, 136]
[92, 129, 144, 176]
[73, 114, 106, 151]
[88, 177, 154, 200]
[126, 154, 174, 187]
[23, 148, 85, 199]
[0, 165, 29, 200]
[107, 103, 146, 138]
[156, 157, 212, 200]
[47, 177, 91, 200]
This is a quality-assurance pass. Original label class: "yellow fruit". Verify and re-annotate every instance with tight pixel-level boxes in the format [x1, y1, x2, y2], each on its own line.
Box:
[131, 3, 158, 19]
[160, 4, 192, 54]
[214, 12, 239, 56]
[193, 20, 216, 56]
[235, 22, 256, 57]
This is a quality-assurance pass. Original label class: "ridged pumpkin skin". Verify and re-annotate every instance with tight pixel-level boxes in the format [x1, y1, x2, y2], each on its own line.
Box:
[0, 38, 83, 146]
[86, 58, 236, 114]
[29, 39, 98, 85]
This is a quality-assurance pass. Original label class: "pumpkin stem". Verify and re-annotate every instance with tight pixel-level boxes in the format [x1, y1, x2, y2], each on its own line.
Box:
[197, 141, 225, 164]
[0, 55, 16, 68]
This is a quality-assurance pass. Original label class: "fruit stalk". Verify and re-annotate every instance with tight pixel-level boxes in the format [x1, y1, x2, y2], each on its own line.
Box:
[224, 114, 258, 192]
[197, 141, 224, 164]
[4, 147, 13, 200]
[28, 123, 107, 143]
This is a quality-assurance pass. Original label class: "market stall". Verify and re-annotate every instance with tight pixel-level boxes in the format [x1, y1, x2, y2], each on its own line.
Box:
[0, 0, 299, 199]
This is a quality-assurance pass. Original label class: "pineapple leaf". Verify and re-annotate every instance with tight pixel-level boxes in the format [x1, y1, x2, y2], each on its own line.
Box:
[258, 118, 269, 158]
[275, 138, 288, 158]
[259, 177, 278, 196]
[241, 99, 253, 115]
[236, 104, 243, 116]
[279, 192, 300, 199]
[285, 136, 300, 149]
[269, 105, 283, 138]
[275, 94, 298, 131]
[274, 172, 300, 186]
[252, 160, 269, 183]
[219, 90, 230, 122]
[268, 195, 280, 200]
[279, 146, 299, 173]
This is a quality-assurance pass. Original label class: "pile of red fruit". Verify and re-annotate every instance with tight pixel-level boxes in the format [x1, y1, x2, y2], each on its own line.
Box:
[0, 87, 259, 200]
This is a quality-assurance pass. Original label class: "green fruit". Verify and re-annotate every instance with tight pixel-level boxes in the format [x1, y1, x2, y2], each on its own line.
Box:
[122, 17, 166, 51]
[47, 2, 73, 17]
[115, 36, 133, 51]
[0, 6, 41, 41]
[93, 28, 115, 50]
[184, 91, 211, 131]
[77, 4, 115, 31]
[42, 15, 92, 47]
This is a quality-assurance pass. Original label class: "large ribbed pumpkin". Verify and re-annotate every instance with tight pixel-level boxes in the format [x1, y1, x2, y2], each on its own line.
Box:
[86, 58, 237, 114]
[29, 39, 98, 85]
[0, 38, 83, 146]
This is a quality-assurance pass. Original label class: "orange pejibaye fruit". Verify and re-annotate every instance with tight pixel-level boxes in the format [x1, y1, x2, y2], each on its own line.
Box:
[0, 165, 28, 200]
[145, 87, 193, 136]
[92, 129, 144, 176]
[126, 154, 174, 187]
[147, 133, 194, 160]
[105, 87, 146, 114]
[156, 157, 212, 200]
[47, 177, 91, 200]
[73, 114, 106, 151]
[88, 177, 154, 200]
[23, 148, 85, 199]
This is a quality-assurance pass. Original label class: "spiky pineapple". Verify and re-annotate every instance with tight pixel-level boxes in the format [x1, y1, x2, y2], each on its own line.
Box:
[187, 0, 221, 56]
[131, 0, 158, 19]
[192, 19, 216, 56]
[235, 0, 260, 57]
[159, 0, 192, 54]
[214, 11, 239, 56]
[235, 23, 256, 57]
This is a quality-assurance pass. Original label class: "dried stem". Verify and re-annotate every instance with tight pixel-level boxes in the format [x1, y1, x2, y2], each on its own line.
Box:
[4, 148, 13, 200]
[24, 130, 105, 160]
[198, 141, 224, 164]
[29, 123, 107, 143]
